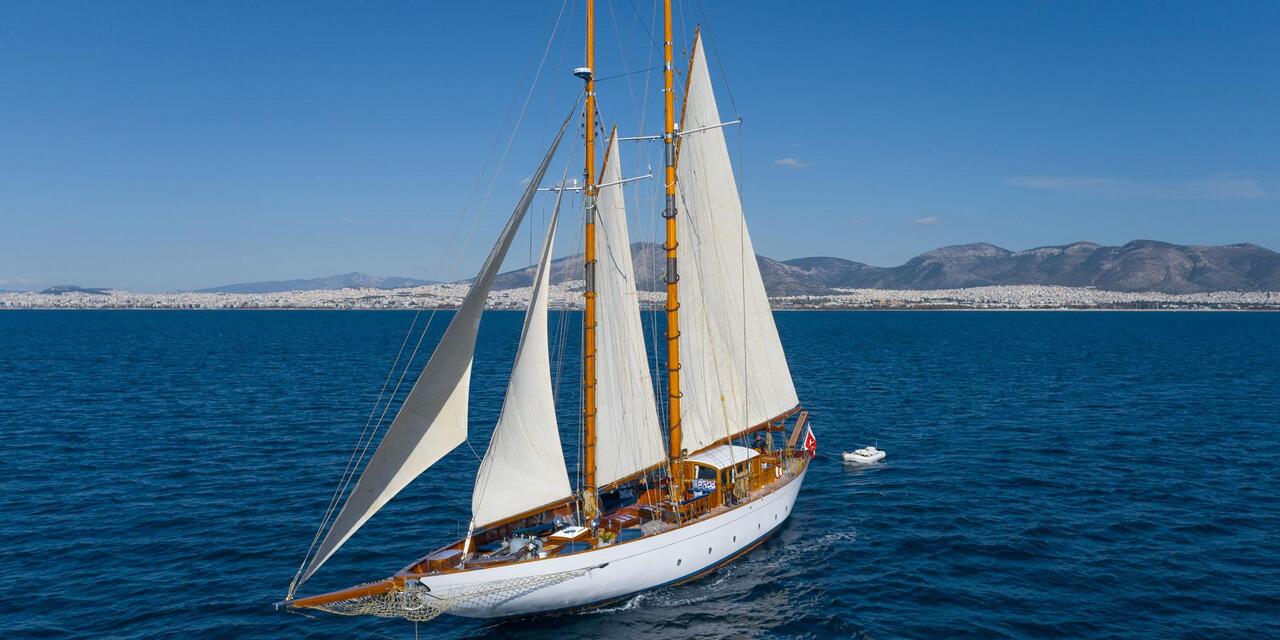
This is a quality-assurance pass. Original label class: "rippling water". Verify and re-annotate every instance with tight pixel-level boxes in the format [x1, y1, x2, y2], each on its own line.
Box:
[2, 310, 1278, 639]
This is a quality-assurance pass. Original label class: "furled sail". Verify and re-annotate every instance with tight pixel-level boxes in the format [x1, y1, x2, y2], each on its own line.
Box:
[470, 191, 571, 528]
[299, 113, 572, 584]
[594, 131, 666, 487]
[674, 35, 798, 455]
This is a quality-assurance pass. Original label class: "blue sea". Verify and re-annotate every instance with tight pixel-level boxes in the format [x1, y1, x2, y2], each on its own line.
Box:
[2, 310, 1278, 639]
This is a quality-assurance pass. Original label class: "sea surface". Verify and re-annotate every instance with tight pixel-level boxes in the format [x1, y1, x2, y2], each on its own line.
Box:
[2, 310, 1278, 639]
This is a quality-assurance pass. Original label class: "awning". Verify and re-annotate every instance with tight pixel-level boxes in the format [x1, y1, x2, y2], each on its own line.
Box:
[685, 444, 760, 470]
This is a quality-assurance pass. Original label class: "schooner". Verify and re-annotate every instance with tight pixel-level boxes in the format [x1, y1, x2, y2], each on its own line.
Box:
[284, 1, 816, 622]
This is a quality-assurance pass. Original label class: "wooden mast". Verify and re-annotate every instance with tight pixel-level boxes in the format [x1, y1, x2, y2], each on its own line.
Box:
[581, 0, 600, 527]
[662, 0, 684, 498]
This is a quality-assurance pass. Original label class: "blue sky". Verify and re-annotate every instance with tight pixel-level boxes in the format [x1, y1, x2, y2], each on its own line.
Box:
[2, 1, 1277, 291]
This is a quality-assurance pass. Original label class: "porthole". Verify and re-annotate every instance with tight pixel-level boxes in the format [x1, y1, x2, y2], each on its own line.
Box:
[676, 558, 682, 566]
[775, 514, 778, 520]
[707, 547, 712, 554]
[757, 523, 761, 530]
[733, 536, 737, 542]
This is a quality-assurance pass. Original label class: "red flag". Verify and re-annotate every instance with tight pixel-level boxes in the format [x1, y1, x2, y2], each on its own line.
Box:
[802, 426, 817, 458]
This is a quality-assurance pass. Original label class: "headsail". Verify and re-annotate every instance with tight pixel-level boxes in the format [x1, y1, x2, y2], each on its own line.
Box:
[470, 189, 571, 528]
[298, 112, 573, 585]
[674, 35, 798, 454]
[594, 130, 666, 486]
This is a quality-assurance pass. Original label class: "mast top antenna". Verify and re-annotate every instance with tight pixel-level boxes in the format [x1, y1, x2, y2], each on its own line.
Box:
[573, 67, 593, 81]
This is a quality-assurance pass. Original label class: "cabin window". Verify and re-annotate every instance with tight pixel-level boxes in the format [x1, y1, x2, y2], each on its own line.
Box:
[690, 465, 717, 493]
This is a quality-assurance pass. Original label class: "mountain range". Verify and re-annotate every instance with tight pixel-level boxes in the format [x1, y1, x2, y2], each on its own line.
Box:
[195, 272, 436, 294]
[763, 240, 1280, 295]
[29, 240, 1275, 296]
[491, 240, 1280, 295]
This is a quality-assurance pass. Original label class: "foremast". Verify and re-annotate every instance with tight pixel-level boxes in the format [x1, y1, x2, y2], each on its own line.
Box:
[661, 0, 684, 497]
[580, 0, 688, 525]
[580, 0, 600, 527]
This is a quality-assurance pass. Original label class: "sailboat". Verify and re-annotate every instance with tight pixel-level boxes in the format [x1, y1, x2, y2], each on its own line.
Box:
[284, 1, 816, 622]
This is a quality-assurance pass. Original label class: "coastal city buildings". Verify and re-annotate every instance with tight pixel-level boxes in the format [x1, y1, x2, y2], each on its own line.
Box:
[2, 283, 1276, 311]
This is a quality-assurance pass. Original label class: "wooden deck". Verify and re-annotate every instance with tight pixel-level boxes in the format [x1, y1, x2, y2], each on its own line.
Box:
[291, 410, 812, 609]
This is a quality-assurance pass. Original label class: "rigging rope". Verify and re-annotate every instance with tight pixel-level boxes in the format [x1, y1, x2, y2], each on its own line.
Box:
[594, 65, 664, 84]
[624, 0, 664, 54]
[637, 0, 668, 439]
[694, 0, 740, 116]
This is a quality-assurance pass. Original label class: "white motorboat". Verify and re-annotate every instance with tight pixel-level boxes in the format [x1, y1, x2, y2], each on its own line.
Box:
[843, 446, 885, 464]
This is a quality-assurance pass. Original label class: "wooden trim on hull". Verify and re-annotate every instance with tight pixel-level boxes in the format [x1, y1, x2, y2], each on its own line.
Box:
[290, 578, 399, 609]
[293, 467, 805, 619]
[291, 423, 810, 610]
[425, 460, 806, 579]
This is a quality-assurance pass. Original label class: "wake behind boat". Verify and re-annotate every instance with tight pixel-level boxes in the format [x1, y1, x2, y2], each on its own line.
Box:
[283, 1, 817, 624]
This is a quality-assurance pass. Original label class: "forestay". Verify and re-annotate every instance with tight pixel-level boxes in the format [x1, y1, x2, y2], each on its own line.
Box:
[470, 189, 571, 528]
[594, 131, 666, 487]
[299, 113, 573, 584]
[674, 35, 798, 455]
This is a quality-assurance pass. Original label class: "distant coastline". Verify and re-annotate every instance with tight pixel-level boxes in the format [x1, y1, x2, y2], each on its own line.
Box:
[2, 283, 1276, 311]
[12, 238, 1276, 301]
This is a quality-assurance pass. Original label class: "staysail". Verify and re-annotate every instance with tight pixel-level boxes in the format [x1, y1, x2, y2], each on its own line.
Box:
[298, 112, 573, 584]
[674, 35, 798, 454]
[594, 131, 666, 487]
[470, 189, 571, 528]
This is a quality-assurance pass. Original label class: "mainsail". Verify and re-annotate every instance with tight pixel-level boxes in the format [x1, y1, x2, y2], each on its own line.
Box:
[299, 113, 573, 584]
[593, 131, 666, 487]
[674, 35, 798, 454]
[470, 190, 571, 528]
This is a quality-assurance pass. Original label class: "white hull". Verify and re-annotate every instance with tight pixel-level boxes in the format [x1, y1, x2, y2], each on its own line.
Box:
[420, 467, 808, 618]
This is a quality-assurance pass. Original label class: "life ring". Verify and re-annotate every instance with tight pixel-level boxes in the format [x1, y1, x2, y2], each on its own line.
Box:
[774, 465, 782, 479]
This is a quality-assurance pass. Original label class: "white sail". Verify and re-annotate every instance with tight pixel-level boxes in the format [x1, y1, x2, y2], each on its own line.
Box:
[471, 195, 571, 528]
[674, 35, 798, 455]
[594, 131, 666, 487]
[299, 115, 572, 584]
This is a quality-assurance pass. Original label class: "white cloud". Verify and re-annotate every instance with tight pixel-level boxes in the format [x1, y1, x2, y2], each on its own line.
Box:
[1183, 178, 1268, 199]
[1006, 176, 1120, 190]
[775, 157, 811, 169]
[1006, 175, 1269, 200]
[340, 216, 353, 223]
[913, 216, 941, 226]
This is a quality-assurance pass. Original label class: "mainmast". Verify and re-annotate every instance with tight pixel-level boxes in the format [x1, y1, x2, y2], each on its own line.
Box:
[579, 0, 600, 527]
[662, 0, 684, 497]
